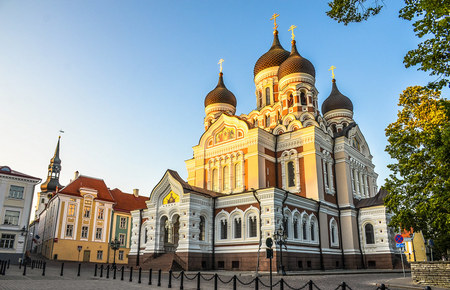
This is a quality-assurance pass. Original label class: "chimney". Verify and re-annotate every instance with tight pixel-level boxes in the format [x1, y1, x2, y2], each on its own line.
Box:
[133, 188, 139, 197]
[74, 171, 79, 180]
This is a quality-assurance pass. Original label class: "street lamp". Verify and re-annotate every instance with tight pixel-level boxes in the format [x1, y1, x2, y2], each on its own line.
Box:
[110, 238, 120, 269]
[273, 218, 287, 276]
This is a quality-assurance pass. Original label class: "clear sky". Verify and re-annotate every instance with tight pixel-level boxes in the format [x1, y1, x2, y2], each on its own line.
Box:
[0, 1, 443, 209]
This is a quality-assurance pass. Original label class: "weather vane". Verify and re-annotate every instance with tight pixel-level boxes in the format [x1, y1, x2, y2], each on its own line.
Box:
[288, 25, 297, 40]
[218, 59, 224, 73]
[270, 13, 279, 31]
[59, 129, 65, 138]
[329, 66, 336, 79]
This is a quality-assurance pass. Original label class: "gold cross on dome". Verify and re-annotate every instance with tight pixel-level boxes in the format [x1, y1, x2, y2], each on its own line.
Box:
[270, 13, 280, 30]
[329, 65, 336, 79]
[218, 59, 224, 73]
[288, 25, 297, 40]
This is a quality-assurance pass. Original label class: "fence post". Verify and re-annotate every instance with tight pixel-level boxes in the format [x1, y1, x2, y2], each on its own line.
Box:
[107, 265, 111, 279]
[280, 278, 284, 290]
[129, 266, 133, 282]
[100, 264, 104, 277]
[121, 266, 124, 281]
[214, 273, 218, 290]
[180, 271, 184, 290]
[424, 287, 432, 290]
[138, 267, 142, 284]
[158, 269, 162, 286]
[308, 280, 313, 290]
[149, 268, 152, 285]
[380, 284, 386, 290]
[94, 264, 97, 277]
[197, 272, 201, 290]
[31, 260, 34, 269]
[0, 261, 4, 275]
[2, 261, 6, 275]
[168, 270, 172, 288]
[60, 262, 64, 276]
[255, 276, 259, 290]
[341, 282, 347, 290]
[233, 275, 237, 290]
[7, 259, 10, 269]
[113, 265, 117, 279]
[42, 262, 46, 276]
[23, 263, 27, 276]
[77, 263, 81, 277]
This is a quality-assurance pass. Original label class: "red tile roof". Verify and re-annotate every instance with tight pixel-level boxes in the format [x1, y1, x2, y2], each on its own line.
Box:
[110, 188, 149, 213]
[0, 166, 41, 181]
[58, 175, 114, 202]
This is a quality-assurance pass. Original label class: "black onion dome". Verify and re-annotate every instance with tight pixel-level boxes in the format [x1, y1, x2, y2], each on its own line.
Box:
[204, 72, 237, 107]
[277, 40, 315, 80]
[321, 79, 354, 114]
[254, 31, 290, 77]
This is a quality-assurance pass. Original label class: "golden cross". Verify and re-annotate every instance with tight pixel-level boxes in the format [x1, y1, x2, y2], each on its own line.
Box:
[218, 59, 224, 73]
[329, 65, 336, 79]
[288, 25, 297, 40]
[270, 13, 280, 30]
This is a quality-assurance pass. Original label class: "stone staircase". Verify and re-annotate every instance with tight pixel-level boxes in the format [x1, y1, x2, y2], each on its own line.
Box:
[141, 252, 186, 271]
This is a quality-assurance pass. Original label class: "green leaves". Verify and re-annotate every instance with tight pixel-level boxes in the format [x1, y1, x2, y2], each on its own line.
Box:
[326, 0, 383, 25]
[384, 86, 450, 257]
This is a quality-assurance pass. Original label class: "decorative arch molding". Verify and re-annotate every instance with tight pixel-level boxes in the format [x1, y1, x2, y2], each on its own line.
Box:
[282, 113, 297, 126]
[287, 120, 303, 131]
[273, 124, 287, 135]
[280, 149, 301, 192]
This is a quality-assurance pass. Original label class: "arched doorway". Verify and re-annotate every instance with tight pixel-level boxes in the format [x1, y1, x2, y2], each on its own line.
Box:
[160, 214, 180, 253]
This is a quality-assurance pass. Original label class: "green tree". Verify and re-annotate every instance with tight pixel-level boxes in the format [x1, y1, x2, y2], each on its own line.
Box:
[326, 0, 450, 89]
[384, 86, 450, 258]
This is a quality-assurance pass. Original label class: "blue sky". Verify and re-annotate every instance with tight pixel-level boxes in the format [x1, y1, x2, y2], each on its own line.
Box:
[0, 1, 441, 204]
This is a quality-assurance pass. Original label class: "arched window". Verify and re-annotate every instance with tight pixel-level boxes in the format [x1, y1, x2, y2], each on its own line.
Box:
[265, 115, 270, 127]
[310, 220, 315, 241]
[234, 163, 242, 189]
[287, 161, 295, 187]
[293, 218, 299, 239]
[266, 87, 270, 105]
[365, 223, 375, 244]
[248, 216, 257, 238]
[220, 219, 227, 240]
[144, 228, 148, 244]
[234, 217, 242, 238]
[330, 219, 339, 246]
[331, 124, 337, 133]
[300, 92, 307, 105]
[258, 91, 263, 108]
[283, 217, 289, 238]
[212, 169, 219, 192]
[223, 166, 229, 191]
[199, 216, 206, 241]
[302, 220, 308, 240]
[288, 94, 293, 107]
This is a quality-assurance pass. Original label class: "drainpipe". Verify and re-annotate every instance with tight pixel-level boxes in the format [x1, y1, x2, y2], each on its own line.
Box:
[279, 190, 288, 274]
[50, 195, 61, 260]
[211, 197, 216, 270]
[331, 137, 345, 269]
[317, 201, 324, 270]
[136, 209, 143, 266]
[252, 189, 262, 274]
[274, 134, 279, 188]
[107, 209, 115, 264]
[356, 208, 365, 268]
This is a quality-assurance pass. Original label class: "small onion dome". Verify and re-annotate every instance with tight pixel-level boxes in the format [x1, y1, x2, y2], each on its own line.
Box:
[277, 40, 315, 80]
[204, 72, 237, 107]
[321, 79, 354, 114]
[254, 30, 290, 78]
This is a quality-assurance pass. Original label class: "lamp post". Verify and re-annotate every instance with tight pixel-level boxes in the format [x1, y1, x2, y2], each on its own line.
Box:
[20, 226, 29, 265]
[273, 218, 287, 276]
[110, 238, 120, 269]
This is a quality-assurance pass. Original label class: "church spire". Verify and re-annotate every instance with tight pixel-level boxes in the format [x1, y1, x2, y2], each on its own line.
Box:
[40, 136, 63, 192]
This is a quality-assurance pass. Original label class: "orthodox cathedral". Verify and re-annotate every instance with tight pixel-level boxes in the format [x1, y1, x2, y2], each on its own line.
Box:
[128, 19, 398, 271]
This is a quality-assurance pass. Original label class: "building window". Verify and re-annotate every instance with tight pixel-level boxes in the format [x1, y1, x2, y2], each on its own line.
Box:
[199, 216, 206, 241]
[365, 223, 375, 244]
[9, 185, 24, 199]
[283, 218, 289, 238]
[330, 219, 339, 246]
[293, 218, 299, 239]
[66, 225, 74, 237]
[95, 228, 102, 240]
[258, 91, 262, 107]
[83, 206, 91, 218]
[248, 216, 257, 238]
[220, 220, 227, 240]
[144, 228, 148, 243]
[287, 161, 295, 187]
[97, 250, 103, 260]
[118, 250, 124, 260]
[234, 163, 242, 189]
[119, 233, 126, 246]
[265, 115, 270, 127]
[97, 208, 104, 220]
[0, 234, 15, 249]
[265, 87, 270, 105]
[4, 210, 20, 225]
[212, 169, 219, 192]
[323, 159, 329, 189]
[300, 92, 307, 105]
[67, 204, 76, 217]
[310, 220, 315, 241]
[81, 226, 88, 239]
[223, 166, 230, 191]
[234, 217, 242, 239]
[288, 94, 293, 107]
[302, 220, 308, 240]
[119, 217, 127, 229]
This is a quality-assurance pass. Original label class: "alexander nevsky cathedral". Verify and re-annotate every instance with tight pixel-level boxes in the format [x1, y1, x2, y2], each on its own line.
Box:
[128, 17, 398, 271]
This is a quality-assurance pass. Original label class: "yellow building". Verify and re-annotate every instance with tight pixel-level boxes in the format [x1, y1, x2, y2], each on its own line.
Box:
[402, 230, 428, 262]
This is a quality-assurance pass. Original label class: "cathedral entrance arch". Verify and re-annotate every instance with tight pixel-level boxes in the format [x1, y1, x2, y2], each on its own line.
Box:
[160, 214, 180, 253]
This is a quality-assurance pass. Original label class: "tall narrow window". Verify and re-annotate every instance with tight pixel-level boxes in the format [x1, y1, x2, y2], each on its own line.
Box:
[283, 218, 289, 238]
[96, 228, 103, 240]
[300, 92, 307, 105]
[302, 220, 307, 240]
[287, 161, 295, 187]
[119, 233, 126, 245]
[199, 216, 206, 241]
[234, 163, 242, 189]
[212, 169, 219, 192]
[323, 160, 329, 188]
[234, 218, 242, 239]
[83, 206, 91, 218]
[310, 221, 315, 241]
[81, 226, 88, 239]
[220, 220, 227, 240]
[68, 204, 76, 217]
[223, 166, 230, 191]
[293, 218, 298, 239]
[66, 225, 73, 237]
[258, 91, 262, 107]
[266, 115, 270, 127]
[365, 224, 375, 244]
[97, 208, 104, 220]
[265, 87, 270, 105]
[330, 219, 338, 246]
[249, 216, 257, 238]
[331, 226, 336, 244]
[288, 94, 293, 107]
[144, 228, 148, 243]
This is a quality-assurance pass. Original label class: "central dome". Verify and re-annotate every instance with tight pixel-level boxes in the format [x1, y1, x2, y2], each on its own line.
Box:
[254, 31, 290, 78]
[204, 72, 237, 107]
[278, 40, 315, 80]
